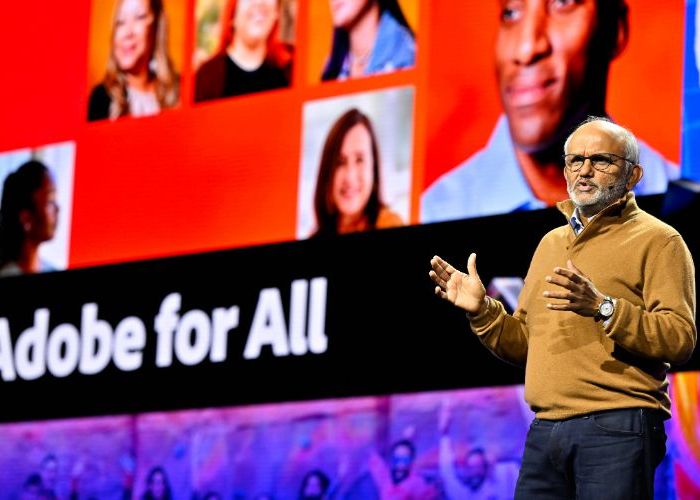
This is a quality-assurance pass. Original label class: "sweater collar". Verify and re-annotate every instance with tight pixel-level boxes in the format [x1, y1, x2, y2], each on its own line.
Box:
[556, 192, 639, 223]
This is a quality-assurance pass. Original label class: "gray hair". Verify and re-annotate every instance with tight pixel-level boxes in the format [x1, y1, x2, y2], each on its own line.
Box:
[564, 116, 640, 171]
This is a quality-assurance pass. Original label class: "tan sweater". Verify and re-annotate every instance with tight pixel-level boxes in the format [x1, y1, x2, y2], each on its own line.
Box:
[469, 193, 696, 419]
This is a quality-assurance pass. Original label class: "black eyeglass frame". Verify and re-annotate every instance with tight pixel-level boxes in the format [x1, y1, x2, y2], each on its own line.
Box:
[562, 152, 635, 172]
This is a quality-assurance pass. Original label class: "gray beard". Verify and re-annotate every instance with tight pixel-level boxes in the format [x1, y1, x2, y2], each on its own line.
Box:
[568, 176, 629, 217]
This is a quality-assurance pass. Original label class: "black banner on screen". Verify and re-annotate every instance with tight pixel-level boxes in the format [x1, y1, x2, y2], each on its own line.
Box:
[0, 194, 697, 423]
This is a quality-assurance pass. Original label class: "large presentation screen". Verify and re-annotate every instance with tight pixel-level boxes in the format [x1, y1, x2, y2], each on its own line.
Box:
[1, 0, 699, 497]
[0, 0, 687, 274]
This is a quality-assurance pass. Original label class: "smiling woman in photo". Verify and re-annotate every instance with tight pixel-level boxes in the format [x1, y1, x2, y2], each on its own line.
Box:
[88, 0, 180, 121]
[311, 108, 403, 237]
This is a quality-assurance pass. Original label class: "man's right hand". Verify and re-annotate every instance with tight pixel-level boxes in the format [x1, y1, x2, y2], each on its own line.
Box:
[429, 253, 486, 314]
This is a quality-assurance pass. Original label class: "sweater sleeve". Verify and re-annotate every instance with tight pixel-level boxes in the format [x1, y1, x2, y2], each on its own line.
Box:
[467, 234, 556, 366]
[468, 296, 529, 366]
[604, 235, 697, 364]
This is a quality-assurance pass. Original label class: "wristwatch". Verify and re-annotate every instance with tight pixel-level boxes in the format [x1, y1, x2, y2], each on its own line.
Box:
[596, 296, 615, 321]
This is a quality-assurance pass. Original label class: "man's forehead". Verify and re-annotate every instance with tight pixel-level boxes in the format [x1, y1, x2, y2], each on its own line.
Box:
[567, 122, 625, 152]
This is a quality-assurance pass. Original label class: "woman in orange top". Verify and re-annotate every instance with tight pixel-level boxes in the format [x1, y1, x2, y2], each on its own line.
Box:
[312, 108, 403, 236]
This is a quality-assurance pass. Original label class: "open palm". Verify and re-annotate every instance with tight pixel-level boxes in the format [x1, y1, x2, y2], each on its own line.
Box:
[429, 253, 486, 314]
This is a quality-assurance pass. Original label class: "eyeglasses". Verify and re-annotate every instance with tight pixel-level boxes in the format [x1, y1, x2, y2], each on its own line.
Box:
[562, 153, 633, 172]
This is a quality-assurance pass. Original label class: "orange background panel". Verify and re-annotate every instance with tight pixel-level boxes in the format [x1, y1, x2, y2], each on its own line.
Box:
[422, 2, 501, 189]
[70, 90, 301, 266]
[0, 1, 90, 152]
[607, 1, 683, 162]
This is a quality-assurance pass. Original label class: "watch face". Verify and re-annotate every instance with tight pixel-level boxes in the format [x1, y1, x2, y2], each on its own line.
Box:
[600, 300, 614, 317]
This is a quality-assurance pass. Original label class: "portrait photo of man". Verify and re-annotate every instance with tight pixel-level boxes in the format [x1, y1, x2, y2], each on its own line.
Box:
[421, 0, 681, 223]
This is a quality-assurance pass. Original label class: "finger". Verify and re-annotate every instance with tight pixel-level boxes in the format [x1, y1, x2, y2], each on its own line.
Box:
[545, 274, 575, 290]
[467, 252, 480, 281]
[431, 255, 446, 268]
[430, 257, 447, 279]
[431, 255, 455, 278]
[434, 286, 449, 301]
[546, 302, 575, 311]
[429, 270, 448, 289]
[543, 290, 574, 300]
[553, 267, 583, 284]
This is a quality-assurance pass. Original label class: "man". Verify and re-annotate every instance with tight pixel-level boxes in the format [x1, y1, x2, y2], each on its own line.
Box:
[38, 454, 58, 499]
[345, 439, 439, 499]
[299, 469, 331, 500]
[20, 474, 44, 500]
[421, 0, 679, 223]
[438, 403, 519, 499]
[429, 118, 696, 498]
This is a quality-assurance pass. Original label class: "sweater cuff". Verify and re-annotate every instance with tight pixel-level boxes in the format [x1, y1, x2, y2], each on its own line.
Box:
[602, 297, 631, 341]
[468, 296, 501, 332]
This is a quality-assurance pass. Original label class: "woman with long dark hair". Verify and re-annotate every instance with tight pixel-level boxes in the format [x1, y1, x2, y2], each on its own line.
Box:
[0, 160, 59, 277]
[312, 108, 403, 236]
[322, 0, 415, 80]
[141, 466, 173, 500]
[88, 0, 180, 121]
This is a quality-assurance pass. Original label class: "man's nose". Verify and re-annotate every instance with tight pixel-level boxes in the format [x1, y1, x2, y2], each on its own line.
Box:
[513, 9, 552, 65]
[578, 158, 595, 176]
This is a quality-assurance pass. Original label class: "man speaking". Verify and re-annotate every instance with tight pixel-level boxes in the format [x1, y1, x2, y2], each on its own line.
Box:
[429, 118, 696, 499]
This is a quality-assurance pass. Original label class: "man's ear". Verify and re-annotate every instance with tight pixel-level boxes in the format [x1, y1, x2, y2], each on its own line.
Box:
[626, 164, 643, 191]
[611, 2, 630, 59]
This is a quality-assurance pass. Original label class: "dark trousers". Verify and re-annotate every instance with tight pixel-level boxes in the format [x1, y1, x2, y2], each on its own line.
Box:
[514, 408, 667, 500]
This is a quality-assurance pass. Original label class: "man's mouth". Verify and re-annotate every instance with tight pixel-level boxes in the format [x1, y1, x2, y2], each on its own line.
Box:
[505, 77, 557, 107]
[575, 180, 597, 192]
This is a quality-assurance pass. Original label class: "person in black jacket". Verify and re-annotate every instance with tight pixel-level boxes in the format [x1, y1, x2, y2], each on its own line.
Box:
[194, 0, 292, 103]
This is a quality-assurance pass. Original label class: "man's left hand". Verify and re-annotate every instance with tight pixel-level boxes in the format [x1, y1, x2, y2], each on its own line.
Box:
[543, 260, 605, 317]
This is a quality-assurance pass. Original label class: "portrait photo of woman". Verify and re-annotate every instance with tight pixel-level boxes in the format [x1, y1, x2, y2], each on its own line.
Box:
[319, 0, 416, 81]
[297, 87, 414, 239]
[87, 0, 181, 121]
[194, 0, 295, 103]
[0, 142, 75, 277]
[311, 108, 402, 236]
